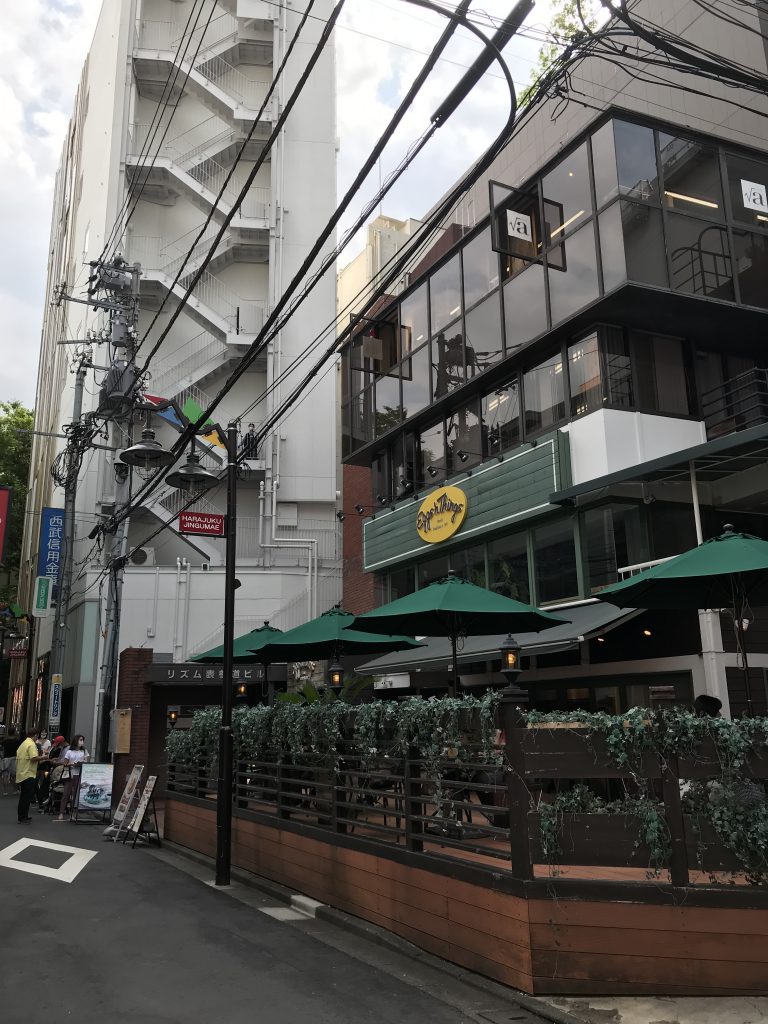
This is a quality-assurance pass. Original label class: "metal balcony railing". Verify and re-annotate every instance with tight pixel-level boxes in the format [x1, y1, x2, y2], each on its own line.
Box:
[149, 330, 234, 398]
[700, 367, 768, 440]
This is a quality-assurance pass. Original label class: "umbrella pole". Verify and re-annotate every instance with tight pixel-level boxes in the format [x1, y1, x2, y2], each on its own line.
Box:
[450, 635, 459, 699]
[737, 616, 754, 718]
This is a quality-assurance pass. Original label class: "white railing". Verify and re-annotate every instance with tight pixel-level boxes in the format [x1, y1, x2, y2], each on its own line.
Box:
[137, 11, 237, 56]
[194, 54, 270, 109]
[617, 555, 676, 580]
[269, 571, 343, 632]
[277, 521, 341, 561]
[158, 489, 222, 519]
[149, 330, 233, 397]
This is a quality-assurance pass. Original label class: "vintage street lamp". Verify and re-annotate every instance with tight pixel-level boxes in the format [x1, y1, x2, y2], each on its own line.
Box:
[499, 634, 527, 701]
[121, 426, 175, 469]
[166, 445, 219, 495]
[167, 707, 179, 730]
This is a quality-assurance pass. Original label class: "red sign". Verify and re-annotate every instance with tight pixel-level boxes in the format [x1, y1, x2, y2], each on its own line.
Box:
[178, 511, 226, 537]
[0, 487, 10, 563]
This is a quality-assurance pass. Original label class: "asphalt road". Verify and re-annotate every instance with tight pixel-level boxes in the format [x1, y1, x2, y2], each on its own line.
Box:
[0, 793, 555, 1024]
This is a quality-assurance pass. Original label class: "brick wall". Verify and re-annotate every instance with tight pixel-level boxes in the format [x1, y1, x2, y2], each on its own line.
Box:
[342, 463, 376, 614]
[112, 647, 153, 803]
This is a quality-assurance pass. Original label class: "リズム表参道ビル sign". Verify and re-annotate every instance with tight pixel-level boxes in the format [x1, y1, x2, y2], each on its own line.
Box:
[178, 511, 226, 536]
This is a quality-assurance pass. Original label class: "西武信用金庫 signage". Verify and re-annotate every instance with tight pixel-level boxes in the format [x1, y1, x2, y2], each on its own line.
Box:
[416, 485, 468, 544]
[37, 507, 65, 587]
[178, 511, 226, 537]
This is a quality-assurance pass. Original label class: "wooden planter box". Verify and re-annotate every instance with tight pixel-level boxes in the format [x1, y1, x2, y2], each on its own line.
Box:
[527, 811, 654, 868]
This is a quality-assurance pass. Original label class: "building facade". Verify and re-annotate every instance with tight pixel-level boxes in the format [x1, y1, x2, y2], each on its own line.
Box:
[14, 0, 339, 740]
[340, 1, 768, 717]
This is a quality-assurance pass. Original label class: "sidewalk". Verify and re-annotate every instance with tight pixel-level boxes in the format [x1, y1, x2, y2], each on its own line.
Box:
[542, 995, 768, 1024]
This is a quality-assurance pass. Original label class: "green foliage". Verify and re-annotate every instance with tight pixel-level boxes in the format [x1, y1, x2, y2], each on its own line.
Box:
[526, 708, 768, 883]
[519, 0, 599, 108]
[0, 401, 34, 601]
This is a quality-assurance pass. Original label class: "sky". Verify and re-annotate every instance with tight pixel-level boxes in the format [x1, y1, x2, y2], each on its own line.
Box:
[0, 0, 554, 409]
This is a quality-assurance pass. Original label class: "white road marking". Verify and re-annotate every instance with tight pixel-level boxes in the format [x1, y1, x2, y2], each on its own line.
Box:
[259, 907, 308, 921]
[0, 838, 97, 883]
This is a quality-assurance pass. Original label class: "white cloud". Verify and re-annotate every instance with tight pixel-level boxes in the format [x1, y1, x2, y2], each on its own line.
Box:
[0, 0, 101, 409]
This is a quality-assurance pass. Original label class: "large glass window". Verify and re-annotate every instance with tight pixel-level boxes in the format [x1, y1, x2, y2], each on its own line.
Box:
[667, 215, 733, 300]
[659, 133, 724, 219]
[419, 420, 446, 484]
[524, 352, 565, 434]
[488, 534, 529, 603]
[482, 379, 520, 453]
[431, 327, 465, 400]
[400, 283, 428, 354]
[418, 554, 450, 588]
[601, 327, 633, 408]
[542, 142, 592, 244]
[725, 151, 768, 228]
[349, 388, 374, 450]
[733, 230, 768, 309]
[374, 371, 400, 438]
[593, 120, 659, 208]
[446, 400, 482, 471]
[451, 545, 487, 588]
[548, 224, 600, 325]
[462, 227, 499, 307]
[401, 344, 430, 420]
[534, 520, 578, 604]
[430, 255, 462, 334]
[503, 262, 547, 353]
[582, 504, 648, 592]
[568, 334, 602, 418]
[389, 567, 415, 600]
[465, 294, 503, 377]
[599, 200, 668, 292]
[631, 331, 692, 416]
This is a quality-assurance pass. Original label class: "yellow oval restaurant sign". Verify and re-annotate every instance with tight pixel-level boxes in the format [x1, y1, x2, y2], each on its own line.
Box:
[416, 485, 468, 544]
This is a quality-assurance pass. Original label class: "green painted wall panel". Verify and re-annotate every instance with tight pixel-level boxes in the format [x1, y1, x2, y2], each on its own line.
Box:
[363, 431, 571, 572]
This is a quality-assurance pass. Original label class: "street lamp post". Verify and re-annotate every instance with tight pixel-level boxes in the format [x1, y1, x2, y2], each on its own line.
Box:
[216, 423, 238, 886]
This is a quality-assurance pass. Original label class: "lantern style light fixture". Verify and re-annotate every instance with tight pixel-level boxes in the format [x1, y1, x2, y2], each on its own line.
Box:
[235, 682, 247, 698]
[167, 445, 219, 495]
[167, 707, 179, 729]
[121, 426, 175, 469]
[500, 634, 521, 675]
[327, 660, 344, 690]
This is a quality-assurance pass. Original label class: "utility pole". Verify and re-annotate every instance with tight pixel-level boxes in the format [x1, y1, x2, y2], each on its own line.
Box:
[92, 257, 142, 760]
[216, 421, 238, 886]
[49, 353, 89, 720]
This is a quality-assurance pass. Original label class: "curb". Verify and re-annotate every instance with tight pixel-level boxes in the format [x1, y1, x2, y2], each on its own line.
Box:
[158, 840, 583, 1024]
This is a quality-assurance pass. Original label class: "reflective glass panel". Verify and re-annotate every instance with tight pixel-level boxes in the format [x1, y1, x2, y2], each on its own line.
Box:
[341, 349, 350, 403]
[542, 142, 592, 243]
[430, 255, 462, 334]
[591, 120, 619, 208]
[534, 520, 578, 604]
[419, 420, 446, 485]
[659, 133, 724, 218]
[601, 327, 633, 408]
[725, 152, 768, 227]
[600, 200, 668, 292]
[733, 230, 768, 309]
[374, 371, 400, 438]
[419, 554, 450, 589]
[488, 534, 529, 603]
[462, 227, 499, 307]
[401, 344, 430, 420]
[582, 504, 647, 592]
[631, 331, 692, 416]
[446, 399, 482, 472]
[548, 224, 599, 325]
[524, 352, 565, 434]
[568, 333, 602, 418]
[400, 283, 428, 353]
[349, 388, 374, 450]
[667, 215, 733, 300]
[431, 326, 465, 400]
[389, 567, 416, 600]
[482, 379, 521, 453]
[503, 262, 547, 353]
[451, 545, 487, 588]
[465, 294, 503, 378]
[615, 120, 659, 204]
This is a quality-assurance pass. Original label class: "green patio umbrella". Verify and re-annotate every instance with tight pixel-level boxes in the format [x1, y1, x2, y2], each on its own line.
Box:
[597, 525, 768, 715]
[191, 621, 284, 703]
[352, 571, 569, 696]
[252, 605, 423, 664]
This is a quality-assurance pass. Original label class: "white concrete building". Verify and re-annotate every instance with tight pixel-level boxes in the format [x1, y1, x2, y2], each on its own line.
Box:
[15, 0, 339, 740]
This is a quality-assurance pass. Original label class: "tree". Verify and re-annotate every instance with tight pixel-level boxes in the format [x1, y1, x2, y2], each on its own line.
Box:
[520, 0, 599, 106]
[0, 402, 34, 605]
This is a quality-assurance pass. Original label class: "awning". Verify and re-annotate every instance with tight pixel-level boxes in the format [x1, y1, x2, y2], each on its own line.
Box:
[357, 601, 639, 675]
[550, 423, 768, 504]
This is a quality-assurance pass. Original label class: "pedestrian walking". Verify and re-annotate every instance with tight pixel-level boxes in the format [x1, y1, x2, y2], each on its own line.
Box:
[56, 734, 90, 821]
[15, 730, 47, 824]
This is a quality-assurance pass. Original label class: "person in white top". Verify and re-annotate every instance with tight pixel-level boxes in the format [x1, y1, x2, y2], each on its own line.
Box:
[38, 731, 52, 756]
[56, 734, 90, 821]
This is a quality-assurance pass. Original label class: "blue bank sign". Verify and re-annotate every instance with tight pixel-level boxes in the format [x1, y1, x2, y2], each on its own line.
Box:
[37, 507, 65, 589]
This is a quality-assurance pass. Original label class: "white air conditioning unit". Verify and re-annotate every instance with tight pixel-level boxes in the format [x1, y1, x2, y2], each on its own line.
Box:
[129, 547, 155, 567]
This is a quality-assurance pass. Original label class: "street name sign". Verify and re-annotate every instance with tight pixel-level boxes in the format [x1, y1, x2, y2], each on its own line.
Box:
[178, 511, 226, 536]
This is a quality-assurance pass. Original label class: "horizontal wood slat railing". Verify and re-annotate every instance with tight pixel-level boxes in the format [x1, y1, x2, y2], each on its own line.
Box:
[166, 700, 768, 898]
